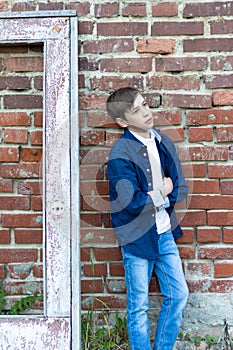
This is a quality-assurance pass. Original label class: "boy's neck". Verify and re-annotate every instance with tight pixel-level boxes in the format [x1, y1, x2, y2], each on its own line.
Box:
[128, 127, 151, 139]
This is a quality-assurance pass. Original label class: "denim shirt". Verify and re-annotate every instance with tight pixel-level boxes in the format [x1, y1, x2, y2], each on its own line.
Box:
[107, 128, 188, 258]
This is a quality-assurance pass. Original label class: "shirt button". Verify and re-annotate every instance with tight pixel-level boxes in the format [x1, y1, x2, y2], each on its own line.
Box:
[148, 182, 152, 187]
[143, 153, 147, 156]
[146, 168, 150, 172]
[152, 213, 155, 217]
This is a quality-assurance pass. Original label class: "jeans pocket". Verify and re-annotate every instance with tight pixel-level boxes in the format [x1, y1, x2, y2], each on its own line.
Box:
[158, 230, 179, 255]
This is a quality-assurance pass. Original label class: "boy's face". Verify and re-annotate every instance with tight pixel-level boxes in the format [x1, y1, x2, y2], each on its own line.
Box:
[116, 93, 154, 135]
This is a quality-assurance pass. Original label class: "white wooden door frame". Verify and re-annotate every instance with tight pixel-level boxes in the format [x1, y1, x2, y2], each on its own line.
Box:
[0, 11, 80, 350]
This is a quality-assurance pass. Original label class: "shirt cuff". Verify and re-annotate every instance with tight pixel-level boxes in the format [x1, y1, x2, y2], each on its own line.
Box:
[148, 189, 165, 209]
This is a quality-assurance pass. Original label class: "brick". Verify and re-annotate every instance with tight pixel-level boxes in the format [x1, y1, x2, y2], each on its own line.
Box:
[79, 94, 107, 110]
[80, 181, 109, 196]
[81, 279, 104, 293]
[78, 21, 94, 35]
[97, 22, 147, 36]
[0, 147, 19, 162]
[199, 247, 233, 260]
[186, 180, 219, 194]
[106, 278, 126, 293]
[101, 213, 112, 228]
[216, 126, 233, 142]
[214, 262, 233, 278]
[95, 2, 119, 17]
[189, 195, 233, 210]
[153, 110, 181, 126]
[0, 265, 6, 278]
[109, 262, 124, 276]
[182, 163, 206, 178]
[183, 2, 233, 18]
[94, 247, 122, 261]
[220, 180, 233, 195]
[209, 280, 233, 293]
[178, 146, 228, 161]
[208, 211, 233, 226]
[100, 57, 152, 73]
[1, 214, 43, 228]
[4, 280, 43, 296]
[0, 229, 11, 244]
[66, 2, 90, 16]
[155, 57, 208, 71]
[0, 249, 38, 263]
[17, 181, 42, 195]
[34, 112, 43, 127]
[79, 57, 99, 71]
[21, 148, 43, 162]
[4, 95, 42, 109]
[32, 264, 43, 278]
[83, 263, 107, 277]
[186, 108, 233, 125]
[1, 163, 41, 178]
[80, 165, 104, 180]
[8, 264, 32, 280]
[137, 38, 175, 54]
[188, 127, 213, 142]
[187, 280, 210, 293]
[90, 76, 143, 92]
[213, 90, 233, 106]
[152, 2, 178, 17]
[178, 246, 196, 259]
[197, 228, 221, 243]
[32, 196, 42, 211]
[122, 2, 146, 17]
[176, 229, 194, 244]
[208, 165, 233, 178]
[30, 131, 43, 145]
[204, 74, 233, 89]
[12, 1, 36, 11]
[143, 93, 161, 108]
[81, 247, 91, 262]
[81, 295, 127, 310]
[179, 210, 206, 226]
[80, 213, 102, 227]
[81, 228, 114, 244]
[152, 21, 203, 36]
[163, 93, 212, 108]
[105, 131, 123, 147]
[84, 38, 134, 54]
[0, 1, 8, 12]
[38, 2, 63, 10]
[14, 229, 43, 244]
[4, 129, 28, 144]
[147, 75, 200, 91]
[4, 57, 43, 72]
[186, 262, 212, 278]
[160, 127, 184, 142]
[0, 179, 13, 192]
[211, 56, 233, 71]
[223, 228, 233, 243]
[80, 130, 105, 146]
[0, 112, 30, 126]
[34, 76, 43, 90]
[0, 196, 30, 210]
[184, 38, 233, 52]
[0, 76, 31, 90]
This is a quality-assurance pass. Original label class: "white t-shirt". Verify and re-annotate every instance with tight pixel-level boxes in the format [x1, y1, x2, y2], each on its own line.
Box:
[130, 130, 171, 234]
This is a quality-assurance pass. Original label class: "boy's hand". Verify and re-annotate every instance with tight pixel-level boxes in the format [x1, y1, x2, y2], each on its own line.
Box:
[160, 177, 173, 198]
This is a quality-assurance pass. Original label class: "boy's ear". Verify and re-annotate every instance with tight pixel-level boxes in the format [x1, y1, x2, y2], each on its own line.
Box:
[116, 117, 128, 128]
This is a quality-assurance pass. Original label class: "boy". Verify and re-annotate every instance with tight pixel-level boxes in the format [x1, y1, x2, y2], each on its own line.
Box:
[106, 87, 189, 350]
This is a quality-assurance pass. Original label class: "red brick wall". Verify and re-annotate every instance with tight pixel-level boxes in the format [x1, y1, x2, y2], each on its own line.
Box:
[0, 1, 232, 318]
[0, 44, 43, 310]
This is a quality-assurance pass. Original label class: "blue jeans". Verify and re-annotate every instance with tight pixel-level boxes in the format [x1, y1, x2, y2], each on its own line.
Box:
[121, 230, 189, 350]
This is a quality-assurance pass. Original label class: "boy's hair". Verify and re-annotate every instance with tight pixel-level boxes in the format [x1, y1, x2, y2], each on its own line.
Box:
[106, 87, 139, 121]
